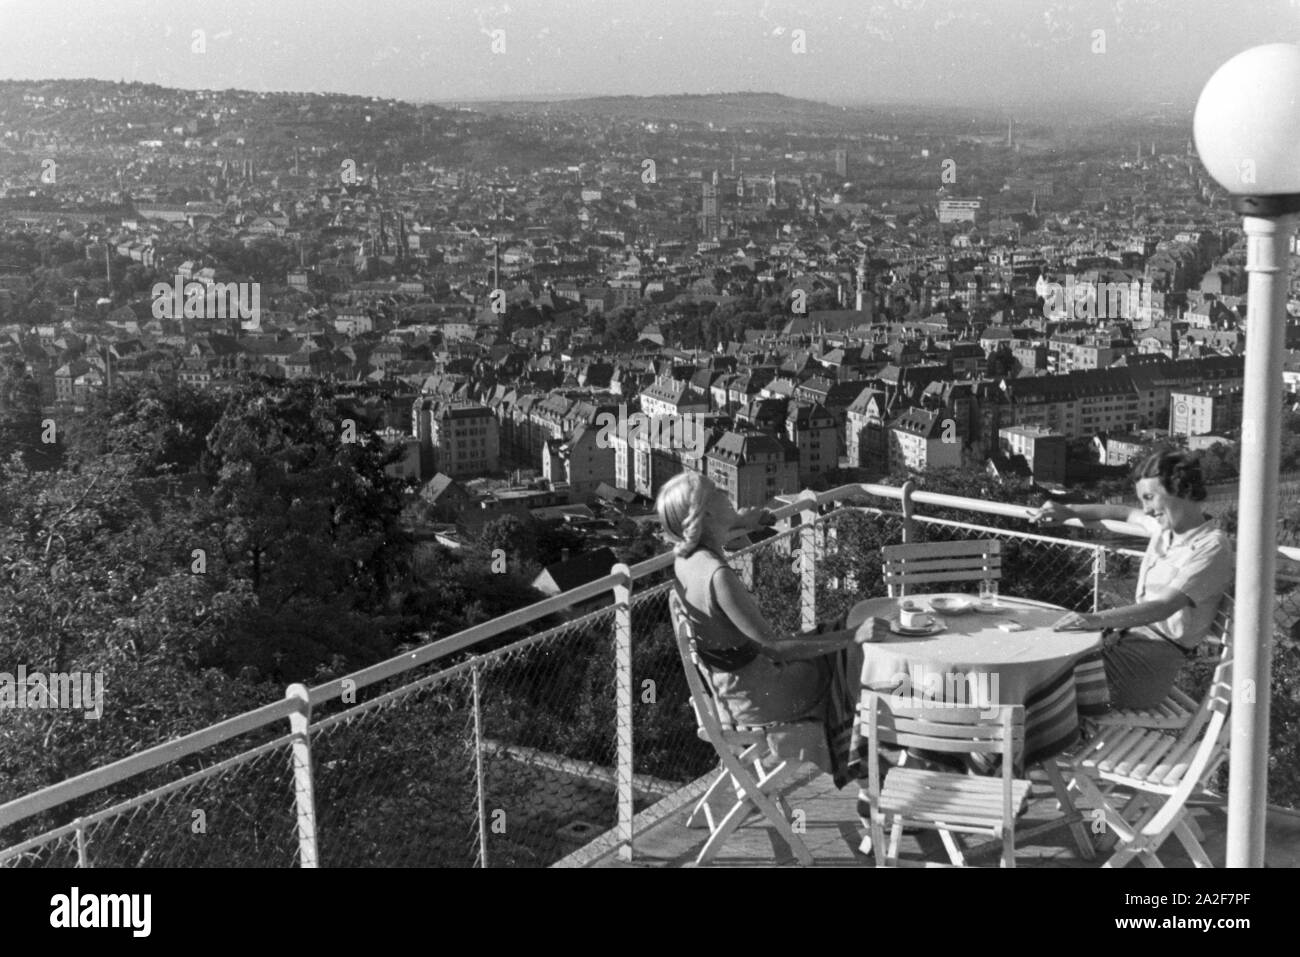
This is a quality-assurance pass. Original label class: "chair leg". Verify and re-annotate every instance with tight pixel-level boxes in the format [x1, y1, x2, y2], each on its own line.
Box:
[749, 761, 815, 866]
[1139, 847, 1165, 868]
[696, 796, 759, 866]
[938, 826, 966, 867]
[1097, 789, 1147, 853]
[1173, 815, 1213, 868]
[1042, 760, 1096, 860]
[1076, 774, 1137, 856]
[870, 813, 888, 868]
[687, 767, 735, 829]
[887, 818, 903, 866]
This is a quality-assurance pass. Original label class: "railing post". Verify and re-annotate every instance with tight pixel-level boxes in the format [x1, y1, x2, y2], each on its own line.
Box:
[611, 563, 634, 863]
[1092, 546, 1107, 613]
[799, 490, 818, 632]
[284, 683, 318, 868]
[74, 817, 89, 868]
[471, 662, 489, 868]
[900, 480, 916, 544]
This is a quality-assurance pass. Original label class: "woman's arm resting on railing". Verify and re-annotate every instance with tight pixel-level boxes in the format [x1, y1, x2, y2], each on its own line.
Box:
[710, 565, 874, 661]
[1032, 500, 1156, 533]
[731, 507, 777, 532]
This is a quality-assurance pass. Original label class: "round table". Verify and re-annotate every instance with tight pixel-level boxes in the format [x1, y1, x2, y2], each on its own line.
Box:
[846, 593, 1108, 764]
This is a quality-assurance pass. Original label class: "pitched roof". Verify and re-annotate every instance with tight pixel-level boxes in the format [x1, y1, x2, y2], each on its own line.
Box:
[532, 546, 620, 594]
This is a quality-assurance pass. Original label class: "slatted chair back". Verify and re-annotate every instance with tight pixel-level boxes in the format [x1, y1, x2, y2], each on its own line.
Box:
[881, 539, 1001, 598]
[865, 693, 1024, 765]
[668, 587, 752, 745]
[1196, 593, 1234, 661]
[1154, 659, 1233, 793]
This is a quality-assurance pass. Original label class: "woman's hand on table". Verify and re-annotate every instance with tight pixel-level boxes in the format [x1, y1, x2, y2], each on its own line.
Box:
[853, 617, 890, 644]
[1052, 611, 1102, 632]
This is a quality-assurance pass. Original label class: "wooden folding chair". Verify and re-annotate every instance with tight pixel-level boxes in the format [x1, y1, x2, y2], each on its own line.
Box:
[668, 587, 815, 866]
[881, 539, 1001, 598]
[1095, 596, 1233, 731]
[1063, 658, 1232, 867]
[861, 691, 1033, 867]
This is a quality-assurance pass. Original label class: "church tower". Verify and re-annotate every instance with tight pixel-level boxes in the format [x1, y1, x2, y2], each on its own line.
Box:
[855, 253, 868, 312]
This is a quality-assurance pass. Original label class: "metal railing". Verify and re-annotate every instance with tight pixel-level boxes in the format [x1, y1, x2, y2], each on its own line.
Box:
[1, 482, 1296, 867]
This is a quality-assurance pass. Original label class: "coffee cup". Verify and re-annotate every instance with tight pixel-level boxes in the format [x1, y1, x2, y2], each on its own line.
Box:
[899, 606, 931, 629]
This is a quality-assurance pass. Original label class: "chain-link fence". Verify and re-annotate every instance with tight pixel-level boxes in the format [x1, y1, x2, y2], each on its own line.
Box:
[476, 605, 622, 867]
[627, 582, 716, 800]
[4, 491, 1298, 867]
[0, 735, 300, 868]
[309, 668, 478, 867]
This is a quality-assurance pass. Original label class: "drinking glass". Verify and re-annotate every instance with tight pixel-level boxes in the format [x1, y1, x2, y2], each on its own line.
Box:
[979, 579, 999, 609]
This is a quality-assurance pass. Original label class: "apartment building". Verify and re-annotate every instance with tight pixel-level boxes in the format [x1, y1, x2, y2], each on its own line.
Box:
[887, 407, 962, 473]
[1049, 334, 1136, 373]
[846, 386, 891, 473]
[785, 400, 838, 482]
[541, 424, 616, 499]
[999, 425, 1067, 485]
[413, 399, 500, 478]
[1002, 356, 1245, 440]
[705, 430, 800, 510]
[640, 374, 709, 419]
[1169, 386, 1245, 437]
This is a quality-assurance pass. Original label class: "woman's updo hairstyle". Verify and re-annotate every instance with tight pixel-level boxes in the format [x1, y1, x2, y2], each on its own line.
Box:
[656, 471, 713, 558]
[1133, 449, 1208, 502]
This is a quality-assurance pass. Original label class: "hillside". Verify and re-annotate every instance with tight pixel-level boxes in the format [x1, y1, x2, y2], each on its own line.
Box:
[448, 91, 885, 131]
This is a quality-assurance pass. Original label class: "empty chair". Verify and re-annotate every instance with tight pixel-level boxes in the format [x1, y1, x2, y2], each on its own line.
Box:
[881, 539, 1001, 599]
[1061, 656, 1232, 867]
[860, 690, 1032, 867]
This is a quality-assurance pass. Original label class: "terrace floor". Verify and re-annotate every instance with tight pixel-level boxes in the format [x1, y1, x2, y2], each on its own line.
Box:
[576, 766, 1300, 868]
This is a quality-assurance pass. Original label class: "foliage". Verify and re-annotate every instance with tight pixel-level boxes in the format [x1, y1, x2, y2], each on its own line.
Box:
[0, 356, 49, 469]
[0, 375, 553, 813]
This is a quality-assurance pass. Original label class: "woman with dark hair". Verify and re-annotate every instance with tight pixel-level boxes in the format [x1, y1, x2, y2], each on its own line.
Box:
[1032, 450, 1234, 710]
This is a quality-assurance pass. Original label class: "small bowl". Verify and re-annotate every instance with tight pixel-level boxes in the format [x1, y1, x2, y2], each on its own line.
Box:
[929, 596, 972, 615]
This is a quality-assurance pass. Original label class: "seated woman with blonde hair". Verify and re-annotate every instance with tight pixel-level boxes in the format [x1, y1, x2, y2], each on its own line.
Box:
[656, 471, 879, 782]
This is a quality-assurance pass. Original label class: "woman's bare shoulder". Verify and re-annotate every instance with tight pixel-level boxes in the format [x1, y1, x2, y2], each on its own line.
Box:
[675, 550, 730, 595]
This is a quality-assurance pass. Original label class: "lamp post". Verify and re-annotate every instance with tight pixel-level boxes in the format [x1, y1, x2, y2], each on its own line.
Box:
[1193, 42, 1300, 868]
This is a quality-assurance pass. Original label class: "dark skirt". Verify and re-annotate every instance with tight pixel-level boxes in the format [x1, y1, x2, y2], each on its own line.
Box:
[1101, 628, 1188, 711]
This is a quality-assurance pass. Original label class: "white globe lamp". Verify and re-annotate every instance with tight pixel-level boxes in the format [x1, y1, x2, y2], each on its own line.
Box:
[1194, 43, 1300, 213]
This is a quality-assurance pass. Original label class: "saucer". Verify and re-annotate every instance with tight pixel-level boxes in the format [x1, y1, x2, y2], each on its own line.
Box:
[888, 617, 946, 636]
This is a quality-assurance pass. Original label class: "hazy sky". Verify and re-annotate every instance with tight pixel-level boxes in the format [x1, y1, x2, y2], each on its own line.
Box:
[0, 0, 1296, 107]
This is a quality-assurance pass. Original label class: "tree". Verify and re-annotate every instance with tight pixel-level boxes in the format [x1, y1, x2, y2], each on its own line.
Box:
[604, 310, 638, 346]
[1197, 441, 1239, 484]
[0, 424, 278, 808]
[194, 377, 413, 678]
[64, 380, 224, 478]
[478, 513, 538, 566]
[0, 357, 46, 470]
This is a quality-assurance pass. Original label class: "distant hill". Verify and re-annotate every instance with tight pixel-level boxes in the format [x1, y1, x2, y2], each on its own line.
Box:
[448, 92, 884, 130]
[0, 78, 584, 172]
